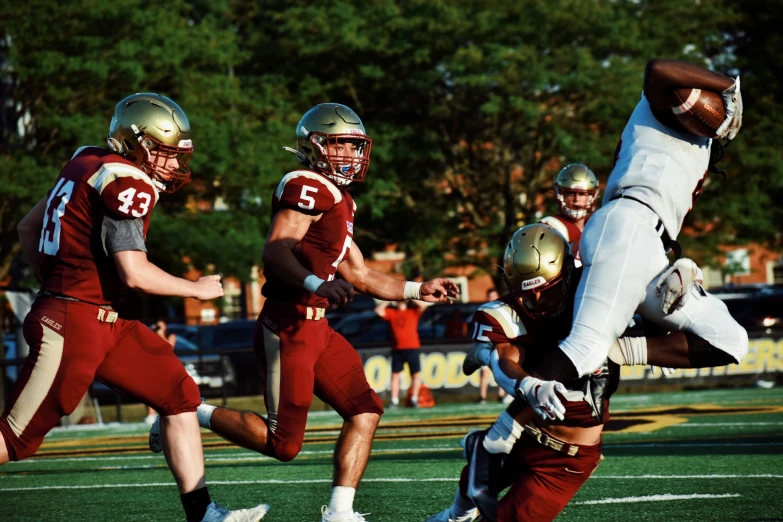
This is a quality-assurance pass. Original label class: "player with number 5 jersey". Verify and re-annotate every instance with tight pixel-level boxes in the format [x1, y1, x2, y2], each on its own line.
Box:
[148, 103, 460, 522]
[2, 93, 270, 522]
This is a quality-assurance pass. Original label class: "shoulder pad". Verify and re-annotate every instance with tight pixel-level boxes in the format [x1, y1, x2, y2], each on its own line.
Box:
[471, 301, 527, 344]
[275, 170, 342, 214]
[87, 162, 158, 219]
[540, 215, 570, 242]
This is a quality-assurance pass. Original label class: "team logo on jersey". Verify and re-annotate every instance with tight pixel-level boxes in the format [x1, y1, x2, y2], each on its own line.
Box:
[347, 221, 354, 234]
[521, 276, 546, 290]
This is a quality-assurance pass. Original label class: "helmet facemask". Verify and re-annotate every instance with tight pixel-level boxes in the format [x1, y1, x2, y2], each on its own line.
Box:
[137, 134, 193, 193]
[307, 132, 372, 186]
[555, 186, 600, 221]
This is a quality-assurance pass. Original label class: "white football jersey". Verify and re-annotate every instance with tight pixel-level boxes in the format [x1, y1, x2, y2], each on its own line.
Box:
[604, 94, 711, 239]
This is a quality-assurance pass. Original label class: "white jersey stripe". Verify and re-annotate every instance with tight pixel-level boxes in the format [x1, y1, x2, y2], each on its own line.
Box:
[275, 170, 342, 204]
[478, 301, 527, 339]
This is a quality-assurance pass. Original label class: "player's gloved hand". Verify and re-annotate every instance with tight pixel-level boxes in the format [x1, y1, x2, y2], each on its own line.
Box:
[193, 275, 224, 300]
[716, 76, 742, 140]
[316, 280, 355, 305]
[463, 343, 492, 376]
[655, 258, 704, 315]
[650, 365, 675, 377]
[419, 278, 461, 303]
[516, 376, 567, 421]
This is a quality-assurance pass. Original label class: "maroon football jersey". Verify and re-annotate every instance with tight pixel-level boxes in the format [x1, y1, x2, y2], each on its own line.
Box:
[539, 214, 587, 263]
[38, 147, 157, 306]
[261, 170, 355, 308]
[470, 284, 614, 427]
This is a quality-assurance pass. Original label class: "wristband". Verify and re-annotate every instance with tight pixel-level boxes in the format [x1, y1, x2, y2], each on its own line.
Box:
[304, 274, 325, 293]
[403, 281, 422, 300]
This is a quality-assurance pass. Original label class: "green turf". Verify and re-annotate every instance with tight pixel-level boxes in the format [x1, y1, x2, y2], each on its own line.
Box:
[1, 388, 782, 521]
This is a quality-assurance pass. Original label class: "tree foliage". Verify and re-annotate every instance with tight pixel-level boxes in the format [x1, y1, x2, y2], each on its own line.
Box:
[1, 0, 780, 287]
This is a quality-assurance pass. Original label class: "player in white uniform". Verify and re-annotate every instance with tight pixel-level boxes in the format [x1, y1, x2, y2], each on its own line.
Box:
[535, 59, 747, 382]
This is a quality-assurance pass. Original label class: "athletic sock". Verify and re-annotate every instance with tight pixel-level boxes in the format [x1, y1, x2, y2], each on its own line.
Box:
[181, 486, 211, 522]
[328, 486, 356, 514]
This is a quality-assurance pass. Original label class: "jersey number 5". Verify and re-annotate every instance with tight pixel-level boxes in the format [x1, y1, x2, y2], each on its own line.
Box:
[39, 178, 75, 256]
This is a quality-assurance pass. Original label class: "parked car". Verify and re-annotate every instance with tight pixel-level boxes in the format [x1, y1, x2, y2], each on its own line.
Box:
[189, 320, 261, 396]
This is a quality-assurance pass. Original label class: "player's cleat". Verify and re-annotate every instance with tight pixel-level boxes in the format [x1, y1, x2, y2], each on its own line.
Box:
[198, 501, 270, 522]
[463, 343, 491, 376]
[424, 507, 480, 522]
[464, 430, 504, 522]
[148, 414, 162, 453]
[320, 506, 370, 522]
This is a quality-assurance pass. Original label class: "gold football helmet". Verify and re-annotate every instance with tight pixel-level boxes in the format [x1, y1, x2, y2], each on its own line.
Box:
[503, 223, 576, 318]
[555, 164, 600, 221]
[107, 93, 193, 193]
[290, 103, 372, 185]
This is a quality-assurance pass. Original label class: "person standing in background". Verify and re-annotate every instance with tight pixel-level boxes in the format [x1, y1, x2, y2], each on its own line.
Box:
[375, 300, 426, 408]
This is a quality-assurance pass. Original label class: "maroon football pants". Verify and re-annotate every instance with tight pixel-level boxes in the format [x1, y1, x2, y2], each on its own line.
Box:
[0, 297, 200, 461]
[254, 302, 384, 462]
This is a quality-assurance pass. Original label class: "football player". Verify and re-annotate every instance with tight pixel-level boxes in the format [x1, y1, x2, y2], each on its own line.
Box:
[533, 59, 748, 387]
[540, 163, 600, 265]
[149, 103, 459, 522]
[427, 224, 737, 522]
[1, 94, 269, 522]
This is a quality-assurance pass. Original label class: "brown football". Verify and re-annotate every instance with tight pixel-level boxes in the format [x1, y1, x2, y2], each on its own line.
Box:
[671, 88, 726, 138]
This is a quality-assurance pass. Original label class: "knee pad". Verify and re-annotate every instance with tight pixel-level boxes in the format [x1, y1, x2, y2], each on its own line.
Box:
[270, 438, 303, 463]
[684, 330, 744, 367]
[0, 418, 43, 461]
[156, 374, 201, 415]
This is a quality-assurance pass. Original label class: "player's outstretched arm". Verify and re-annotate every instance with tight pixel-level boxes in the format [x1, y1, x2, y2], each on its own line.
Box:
[17, 196, 48, 280]
[113, 250, 224, 300]
[337, 240, 459, 302]
[263, 208, 354, 304]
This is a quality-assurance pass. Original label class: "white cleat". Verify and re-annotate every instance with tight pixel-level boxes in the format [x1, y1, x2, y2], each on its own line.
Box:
[148, 414, 162, 453]
[424, 507, 480, 522]
[321, 505, 370, 522]
[198, 501, 270, 522]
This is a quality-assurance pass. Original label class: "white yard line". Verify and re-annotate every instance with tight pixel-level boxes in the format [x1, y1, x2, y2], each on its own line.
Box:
[671, 422, 783, 427]
[574, 493, 740, 505]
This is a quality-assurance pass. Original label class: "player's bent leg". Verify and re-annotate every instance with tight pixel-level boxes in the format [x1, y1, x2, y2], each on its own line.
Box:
[0, 299, 107, 461]
[161, 411, 206, 493]
[639, 277, 749, 364]
[0, 434, 9, 465]
[558, 200, 669, 376]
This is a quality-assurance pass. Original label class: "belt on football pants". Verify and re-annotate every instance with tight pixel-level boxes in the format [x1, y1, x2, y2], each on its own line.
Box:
[523, 423, 580, 457]
[609, 193, 682, 259]
[265, 300, 327, 321]
[38, 290, 118, 323]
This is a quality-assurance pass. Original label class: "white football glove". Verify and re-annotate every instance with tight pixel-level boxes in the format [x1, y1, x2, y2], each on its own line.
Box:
[715, 76, 742, 140]
[655, 258, 704, 315]
[516, 376, 567, 421]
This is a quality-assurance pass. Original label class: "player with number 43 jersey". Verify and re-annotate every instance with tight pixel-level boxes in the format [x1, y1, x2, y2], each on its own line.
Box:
[2, 93, 270, 522]
[149, 103, 460, 522]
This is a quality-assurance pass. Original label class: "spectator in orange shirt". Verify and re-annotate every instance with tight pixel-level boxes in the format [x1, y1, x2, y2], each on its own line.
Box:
[375, 300, 426, 408]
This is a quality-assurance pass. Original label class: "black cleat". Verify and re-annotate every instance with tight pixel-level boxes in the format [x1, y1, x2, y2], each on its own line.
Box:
[463, 430, 504, 522]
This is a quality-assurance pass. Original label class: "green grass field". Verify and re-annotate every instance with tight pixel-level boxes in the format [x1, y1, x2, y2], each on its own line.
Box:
[1, 387, 782, 522]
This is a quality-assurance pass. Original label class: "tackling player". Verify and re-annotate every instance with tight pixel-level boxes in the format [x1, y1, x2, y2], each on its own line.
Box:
[0, 94, 269, 522]
[149, 103, 459, 522]
[540, 163, 600, 265]
[534, 59, 748, 386]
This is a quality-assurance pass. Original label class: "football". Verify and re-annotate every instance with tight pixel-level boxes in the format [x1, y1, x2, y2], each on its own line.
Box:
[671, 88, 726, 138]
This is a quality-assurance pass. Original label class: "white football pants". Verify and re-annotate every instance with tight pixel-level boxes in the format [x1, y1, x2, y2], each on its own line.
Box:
[559, 198, 748, 376]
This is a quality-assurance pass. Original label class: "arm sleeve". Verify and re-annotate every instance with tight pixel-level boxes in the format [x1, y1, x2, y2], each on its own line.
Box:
[102, 214, 147, 255]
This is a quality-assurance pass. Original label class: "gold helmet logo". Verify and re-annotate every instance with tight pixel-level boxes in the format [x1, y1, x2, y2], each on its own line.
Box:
[107, 93, 193, 193]
[503, 224, 575, 318]
[555, 164, 600, 221]
[290, 103, 372, 185]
